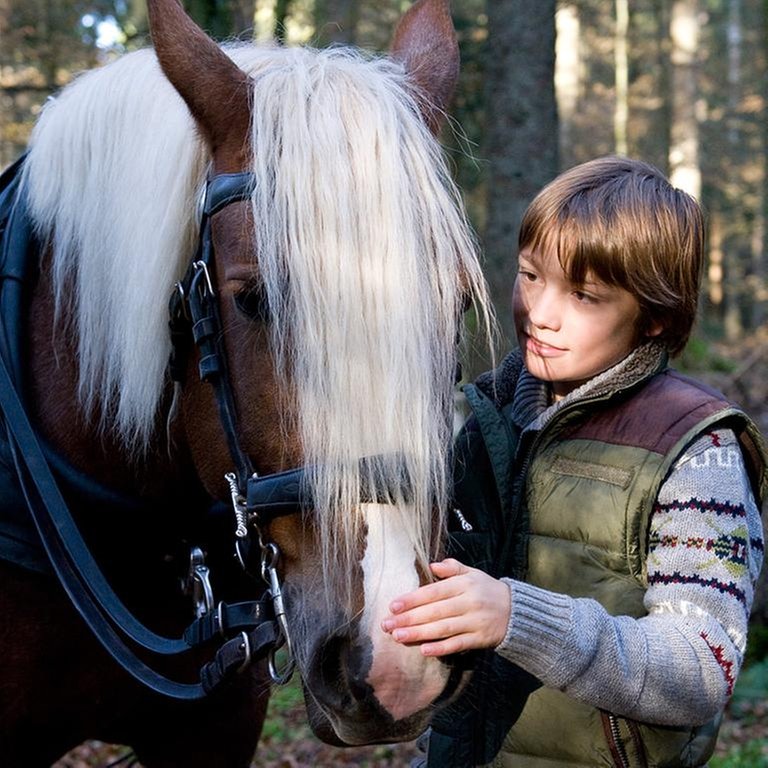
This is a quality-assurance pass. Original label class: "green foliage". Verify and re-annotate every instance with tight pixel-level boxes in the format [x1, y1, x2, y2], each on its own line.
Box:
[710, 658, 768, 768]
[730, 657, 768, 712]
[745, 624, 768, 666]
[677, 336, 737, 374]
[710, 739, 768, 768]
[258, 674, 307, 742]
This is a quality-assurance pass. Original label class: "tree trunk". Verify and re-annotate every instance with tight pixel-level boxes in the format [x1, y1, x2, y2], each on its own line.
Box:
[556, 4, 580, 165]
[274, 0, 290, 44]
[723, 0, 744, 341]
[614, 0, 629, 155]
[668, 0, 701, 198]
[755, 0, 768, 330]
[483, 0, 558, 351]
[230, 0, 256, 38]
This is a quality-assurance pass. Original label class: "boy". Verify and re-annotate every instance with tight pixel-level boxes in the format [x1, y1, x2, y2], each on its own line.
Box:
[382, 157, 766, 767]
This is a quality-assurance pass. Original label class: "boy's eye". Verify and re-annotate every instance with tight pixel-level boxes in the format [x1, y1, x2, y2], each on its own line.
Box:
[235, 285, 270, 322]
[519, 269, 538, 282]
[573, 290, 597, 304]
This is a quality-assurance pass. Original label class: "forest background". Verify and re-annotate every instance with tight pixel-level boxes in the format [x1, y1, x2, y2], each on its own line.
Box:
[1, 1, 767, 766]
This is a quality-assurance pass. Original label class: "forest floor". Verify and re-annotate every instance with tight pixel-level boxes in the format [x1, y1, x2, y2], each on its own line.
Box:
[52, 674, 768, 768]
[54, 326, 768, 768]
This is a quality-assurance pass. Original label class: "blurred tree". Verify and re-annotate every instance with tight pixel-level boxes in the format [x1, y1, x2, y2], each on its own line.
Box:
[274, 0, 290, 42]
[186, 0, 233, 38]
[314, 0, 357, 45]
[615, 0, 629, 154]
[697, 0, 766, 339]
[628, 0, 671, 173]
[482, 0, 558, 349]
[555, 4, 579, 163]
[669, 0, 701, 198]
[0, 0, 119, 166]
[231, 0, 256, 36]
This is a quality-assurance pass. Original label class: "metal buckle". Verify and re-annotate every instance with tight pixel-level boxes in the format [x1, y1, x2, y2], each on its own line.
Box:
[236, 631, 252, 674]
[182, 546, 215, 618]
[261, 542, 295, 685]
[193, 260, 215, 297]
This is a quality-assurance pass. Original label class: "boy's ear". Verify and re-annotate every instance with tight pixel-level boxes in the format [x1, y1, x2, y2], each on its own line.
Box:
[645, 320, 664, 338]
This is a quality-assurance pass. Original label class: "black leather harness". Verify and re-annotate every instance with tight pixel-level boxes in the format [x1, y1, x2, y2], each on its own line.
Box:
[0, 158, 450, 702]
[0, 160, 299, 699]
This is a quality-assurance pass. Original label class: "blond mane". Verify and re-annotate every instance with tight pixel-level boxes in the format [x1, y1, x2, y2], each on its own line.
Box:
[21, 41, 492, 580]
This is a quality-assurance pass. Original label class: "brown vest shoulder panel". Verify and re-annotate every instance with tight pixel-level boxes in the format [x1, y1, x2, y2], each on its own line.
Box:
[563, 370, 732, 455]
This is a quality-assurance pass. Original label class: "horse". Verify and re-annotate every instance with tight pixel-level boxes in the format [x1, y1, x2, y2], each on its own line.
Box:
[0, 0, 491, 765]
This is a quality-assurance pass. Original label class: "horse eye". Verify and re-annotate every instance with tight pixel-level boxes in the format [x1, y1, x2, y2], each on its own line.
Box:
[234, 285, 270, 323]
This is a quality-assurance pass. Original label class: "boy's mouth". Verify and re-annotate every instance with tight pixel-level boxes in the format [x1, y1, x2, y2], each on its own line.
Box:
[525, 335, 567, 357]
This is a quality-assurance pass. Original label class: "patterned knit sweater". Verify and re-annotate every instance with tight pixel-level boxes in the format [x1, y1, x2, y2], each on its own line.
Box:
[494, 344, 765, 726]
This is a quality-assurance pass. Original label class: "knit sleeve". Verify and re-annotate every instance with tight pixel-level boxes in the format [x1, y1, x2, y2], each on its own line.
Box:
[494, 428, 764, 725]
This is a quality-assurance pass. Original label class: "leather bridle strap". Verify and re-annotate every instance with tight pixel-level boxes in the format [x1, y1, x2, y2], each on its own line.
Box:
[172, 172, 257, 489]
[246, 458, 415, 522]
[0, 350, 278, 697]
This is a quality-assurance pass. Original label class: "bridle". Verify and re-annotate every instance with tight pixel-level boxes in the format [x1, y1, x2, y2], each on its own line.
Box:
[168, 170, 316, 686]
[1, 165, 468, 703]
[0, 170, 304, 700]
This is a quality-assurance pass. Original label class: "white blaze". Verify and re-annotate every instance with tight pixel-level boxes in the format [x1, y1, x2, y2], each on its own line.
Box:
[360, 503, 449, 720]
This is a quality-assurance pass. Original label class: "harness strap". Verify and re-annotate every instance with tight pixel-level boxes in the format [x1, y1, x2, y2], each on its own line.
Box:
[201, 621, 280, 694]
[184, 599, 274, 646]
[246, 457, 417, 523]
[171, 172, 257, 488]
[0, 349, 274, 698]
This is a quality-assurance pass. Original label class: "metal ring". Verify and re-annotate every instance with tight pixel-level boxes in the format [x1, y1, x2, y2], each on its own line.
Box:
[174, 281, 190, 321]
[260, 542, 280, 581]
[216, 601, 225, 637]
[268, 644, 295, 685]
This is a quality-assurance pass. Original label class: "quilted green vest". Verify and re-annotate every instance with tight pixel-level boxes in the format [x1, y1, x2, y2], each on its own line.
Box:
[431, 363, 767, 768]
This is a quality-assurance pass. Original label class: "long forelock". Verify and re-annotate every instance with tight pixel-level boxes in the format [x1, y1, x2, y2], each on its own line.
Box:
[21, 47, 209, 450]
[20, 41, 491, 589]
[243, 46, 490, 594]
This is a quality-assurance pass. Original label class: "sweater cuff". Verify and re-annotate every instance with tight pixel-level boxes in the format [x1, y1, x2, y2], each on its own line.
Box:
[495, 578, 575, 679]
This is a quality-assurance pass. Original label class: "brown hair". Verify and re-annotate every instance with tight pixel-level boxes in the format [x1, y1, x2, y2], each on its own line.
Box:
[518, 156, 704, 356]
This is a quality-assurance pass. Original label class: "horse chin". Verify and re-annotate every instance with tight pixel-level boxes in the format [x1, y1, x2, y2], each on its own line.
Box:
[292, 611, 463, 745]
[301, 680, 432, 746]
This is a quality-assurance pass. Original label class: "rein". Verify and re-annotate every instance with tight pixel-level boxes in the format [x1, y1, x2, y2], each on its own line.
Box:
[1, 166, 435, 701]
[0, 168, 296, 700]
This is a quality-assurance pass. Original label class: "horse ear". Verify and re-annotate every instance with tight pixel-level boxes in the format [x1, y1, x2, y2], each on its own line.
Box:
[147, 0, 250, 167]
[390, 0, 460, 135]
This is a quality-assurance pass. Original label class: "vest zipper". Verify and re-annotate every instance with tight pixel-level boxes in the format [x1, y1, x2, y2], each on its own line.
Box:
[601, 712, 631, 768]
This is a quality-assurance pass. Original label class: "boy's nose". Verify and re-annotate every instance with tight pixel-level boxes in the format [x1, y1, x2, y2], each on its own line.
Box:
[528, 289, 561, 330]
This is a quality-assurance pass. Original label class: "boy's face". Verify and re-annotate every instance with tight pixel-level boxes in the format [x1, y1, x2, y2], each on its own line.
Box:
[513, 248, 653, 400]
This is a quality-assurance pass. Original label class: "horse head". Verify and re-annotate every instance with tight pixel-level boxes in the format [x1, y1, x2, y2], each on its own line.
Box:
[147, 0, 488, 744]
[22, 0, 491, 747]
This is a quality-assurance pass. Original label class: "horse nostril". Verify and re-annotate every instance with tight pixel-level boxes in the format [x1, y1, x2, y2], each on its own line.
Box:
[318, 635, 345, 691]
[314, 632, 372, 706]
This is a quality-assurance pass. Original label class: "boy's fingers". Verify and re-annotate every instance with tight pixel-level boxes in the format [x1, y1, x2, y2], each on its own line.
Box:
[387, 576, 462, 614]
[382, 597, 462, 632]
[420, 633, 476, 657]
[430, 558, 468, 577]
[390, 616, 465, 644]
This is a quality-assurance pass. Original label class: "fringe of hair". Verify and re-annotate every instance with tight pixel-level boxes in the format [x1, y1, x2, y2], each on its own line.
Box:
[21, 42, 493, 597]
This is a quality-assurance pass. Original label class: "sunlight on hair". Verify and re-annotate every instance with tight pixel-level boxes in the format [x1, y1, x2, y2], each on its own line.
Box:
[21, 41, 492, 600]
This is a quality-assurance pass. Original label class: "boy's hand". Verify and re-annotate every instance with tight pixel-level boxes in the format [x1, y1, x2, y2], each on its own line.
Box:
[380, 558, 511, 656]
